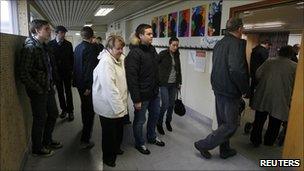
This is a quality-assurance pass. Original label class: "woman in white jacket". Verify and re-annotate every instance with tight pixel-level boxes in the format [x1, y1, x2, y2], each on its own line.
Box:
[92, 35, 127, 167]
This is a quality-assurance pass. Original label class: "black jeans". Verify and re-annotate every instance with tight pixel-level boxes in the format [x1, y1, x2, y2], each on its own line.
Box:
[99, 116, 124, 163]
[196, 94, 239, 152]
[78, 89, 95, 143]
[55, 75, 73, 113]
[250, 110, 282, 146]
[26, 89, 59, 152]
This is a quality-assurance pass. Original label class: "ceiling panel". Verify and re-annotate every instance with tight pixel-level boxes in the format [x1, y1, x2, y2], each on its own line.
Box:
[33, 0, 163, 30]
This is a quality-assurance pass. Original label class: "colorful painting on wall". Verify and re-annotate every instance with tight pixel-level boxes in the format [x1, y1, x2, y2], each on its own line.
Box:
[151, 16, 159, 38]
[208, 0, 222, 36]
[168, 12, 177, 37]
[191, 5, 207, 37]
[178, 9, 190, 37]
[158, 15, 168, 37]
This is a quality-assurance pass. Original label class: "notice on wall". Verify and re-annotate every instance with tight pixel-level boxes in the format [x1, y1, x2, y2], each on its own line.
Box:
[188, 50, 196, 65]
[194, 50, 206, 72]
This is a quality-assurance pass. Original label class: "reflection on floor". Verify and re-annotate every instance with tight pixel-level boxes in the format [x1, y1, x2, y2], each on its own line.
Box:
[24, 89, 282, 170]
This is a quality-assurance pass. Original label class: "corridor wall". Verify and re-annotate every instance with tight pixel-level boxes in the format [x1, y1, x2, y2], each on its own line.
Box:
[0, 33, 32, 170]
[110, 0, 260, 128]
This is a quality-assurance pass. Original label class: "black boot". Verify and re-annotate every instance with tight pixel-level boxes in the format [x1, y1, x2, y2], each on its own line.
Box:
[157, 124, 165, 135]
[165, 121, 172, 132]
[194, 142, 212, 159]
[68, 112, 74, 121]
[220, 149, 237, 159]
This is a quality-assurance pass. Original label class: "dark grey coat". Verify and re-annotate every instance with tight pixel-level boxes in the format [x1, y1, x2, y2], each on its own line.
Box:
[250, 57, 297, 121]
[211, 34, 249, 98]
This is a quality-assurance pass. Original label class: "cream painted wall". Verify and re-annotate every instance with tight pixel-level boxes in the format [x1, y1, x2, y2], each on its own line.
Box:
[108, 0, 261, 128]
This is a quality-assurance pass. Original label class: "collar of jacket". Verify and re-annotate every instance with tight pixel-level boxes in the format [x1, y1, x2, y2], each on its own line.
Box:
[106, 50, 123, 65]
[139, 43, 153, 51]
[165, 48, 180, 57]
[31, 37, 45, 49]
[226, 33, 240, 40]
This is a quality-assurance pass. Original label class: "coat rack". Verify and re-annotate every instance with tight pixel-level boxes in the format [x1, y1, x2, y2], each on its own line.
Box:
[126, 44, 213, 51]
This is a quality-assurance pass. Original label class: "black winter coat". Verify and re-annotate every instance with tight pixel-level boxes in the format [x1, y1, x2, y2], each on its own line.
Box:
[48, 39, 74, 77]
[250, 45, 269, 81]
[125, 44, 159, 103]
[158, 49, 182, 86]
[211, 34, 249, 98]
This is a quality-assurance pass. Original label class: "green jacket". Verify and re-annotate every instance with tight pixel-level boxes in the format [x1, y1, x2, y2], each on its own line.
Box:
[18, 37, 58, 94]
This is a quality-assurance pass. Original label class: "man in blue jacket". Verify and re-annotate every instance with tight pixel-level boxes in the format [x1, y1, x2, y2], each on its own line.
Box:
[194, 18, 249, 159]
[73, 26, 99, 149]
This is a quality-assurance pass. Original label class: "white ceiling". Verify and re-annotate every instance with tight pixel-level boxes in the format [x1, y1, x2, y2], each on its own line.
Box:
[32, 0, 164, 31]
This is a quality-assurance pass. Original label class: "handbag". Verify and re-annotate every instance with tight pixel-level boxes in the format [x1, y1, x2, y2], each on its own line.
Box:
[174, 90, 186, 116]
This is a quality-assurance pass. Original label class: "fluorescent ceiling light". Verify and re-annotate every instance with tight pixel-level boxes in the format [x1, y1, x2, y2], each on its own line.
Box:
[95, 5, 114, 16]
[75, 33, 80, 36]
[297, 2, 304, 5]
[244, 22, 284, 29]
[253, 24, 283, 29]
[84, 24, 93, 27]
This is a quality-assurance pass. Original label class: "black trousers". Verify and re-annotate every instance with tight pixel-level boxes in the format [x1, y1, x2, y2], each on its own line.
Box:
[77, 89, 95, 143]
[99, 116, 124, 163]
[250, 110, 282, 146]
[55, 75, 73, 113]
[26, 89, 59, 152]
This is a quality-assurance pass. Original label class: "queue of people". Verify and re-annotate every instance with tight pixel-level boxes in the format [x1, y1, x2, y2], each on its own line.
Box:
[18, 18, 299, 167]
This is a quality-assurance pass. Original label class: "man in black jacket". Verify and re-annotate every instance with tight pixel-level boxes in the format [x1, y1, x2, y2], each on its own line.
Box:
[19, 19, 62, 157]
[73, 26, 99, 149]
[125, 24, 165, 155]
[247, 39, 271, 99]
[194, 18, 249, 159]
[49, 26, 74, 121]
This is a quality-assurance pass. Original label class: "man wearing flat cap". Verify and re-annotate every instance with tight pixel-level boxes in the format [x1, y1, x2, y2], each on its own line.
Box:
[49, 26, 74, 121]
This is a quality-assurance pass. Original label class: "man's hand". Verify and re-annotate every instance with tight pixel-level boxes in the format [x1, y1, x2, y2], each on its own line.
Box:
[84, 89, 91, 96]
[134, 102, 142, 111]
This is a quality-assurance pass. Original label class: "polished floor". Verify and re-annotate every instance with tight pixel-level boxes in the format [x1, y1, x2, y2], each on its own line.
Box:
[23, 88, 282, 170]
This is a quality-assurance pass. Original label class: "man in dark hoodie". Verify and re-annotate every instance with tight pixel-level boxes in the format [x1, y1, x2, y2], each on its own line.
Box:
[125, 24, 165, 155]
[73, 26, 99, 149]
[18, 19, 62, 157]
[194, 18, 249, 159]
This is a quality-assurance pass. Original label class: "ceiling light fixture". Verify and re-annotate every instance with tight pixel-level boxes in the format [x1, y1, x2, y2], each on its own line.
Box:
[244, 22, 284, 29]
[95, 5, 114, 16]
[297, 2, 304, 5]
[84, 24, 93, 27]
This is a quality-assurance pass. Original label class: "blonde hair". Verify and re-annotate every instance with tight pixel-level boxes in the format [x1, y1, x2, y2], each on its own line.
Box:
[106, 35, 125, 49]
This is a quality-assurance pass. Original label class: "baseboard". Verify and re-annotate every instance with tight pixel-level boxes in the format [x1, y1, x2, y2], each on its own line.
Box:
[185, 105, 213, 128]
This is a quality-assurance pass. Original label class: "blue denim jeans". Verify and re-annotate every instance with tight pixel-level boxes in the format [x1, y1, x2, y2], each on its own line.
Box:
[133, 96, 160, 147]
[195, 94, 240, 151]
[158, 84, 177, 125]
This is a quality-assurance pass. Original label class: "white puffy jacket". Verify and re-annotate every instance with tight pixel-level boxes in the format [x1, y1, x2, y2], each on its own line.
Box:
[92, 49, 128, 118]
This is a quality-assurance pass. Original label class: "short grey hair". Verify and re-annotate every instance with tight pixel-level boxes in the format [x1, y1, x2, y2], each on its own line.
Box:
[226, 18, 243, 32]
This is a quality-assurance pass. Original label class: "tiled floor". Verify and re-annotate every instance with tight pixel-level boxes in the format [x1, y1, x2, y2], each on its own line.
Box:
[23, 89, 282, 170]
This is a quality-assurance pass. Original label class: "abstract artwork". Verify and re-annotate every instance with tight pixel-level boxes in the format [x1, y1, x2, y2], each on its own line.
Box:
[168, 12, 177, 37]
[208, 0, 222, 36]
[178, 9, 190, 37]
[158, 15, 168, 37]
[191, 5, 207, 36]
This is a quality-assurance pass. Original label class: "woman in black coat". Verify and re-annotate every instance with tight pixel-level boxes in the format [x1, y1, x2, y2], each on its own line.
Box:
[157, 37, 182, 134]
